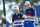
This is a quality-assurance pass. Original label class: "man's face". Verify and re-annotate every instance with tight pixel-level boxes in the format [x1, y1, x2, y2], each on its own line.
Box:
[25, 4, 30, 9]
[14, 9, 19, 13]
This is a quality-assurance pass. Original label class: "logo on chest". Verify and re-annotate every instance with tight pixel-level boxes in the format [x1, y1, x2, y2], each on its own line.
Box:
[29, 11, 31, 13]
[18, 16, 20, 18]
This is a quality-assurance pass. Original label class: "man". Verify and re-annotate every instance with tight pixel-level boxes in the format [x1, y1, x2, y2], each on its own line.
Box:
[12, 6, 24, 27]
[12, 6, 28, 27]
[24, 1, 35, 27]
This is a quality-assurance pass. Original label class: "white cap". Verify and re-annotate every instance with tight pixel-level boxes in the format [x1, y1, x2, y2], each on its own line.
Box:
[13, 6, 19, 10]
[24, 1, 30, 5]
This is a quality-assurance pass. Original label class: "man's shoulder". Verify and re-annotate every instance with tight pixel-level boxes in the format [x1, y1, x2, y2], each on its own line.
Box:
[25, 9, 27, 11]
[30, 7, 35, 11]
[12, 13, 16, 16]
[31, 7, 35, 10]
[17, 13, 23, 16]
[19, 12, 23, 15]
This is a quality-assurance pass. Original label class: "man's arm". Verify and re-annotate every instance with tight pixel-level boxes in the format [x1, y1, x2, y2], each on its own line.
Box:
[27, 16, 35, 19]
[22, 15, 35, 19]
[12, 15, 14, 27]
[12, 19, 14, 27]
[12, 21, 14, 27]
[27, 9, 35, 19]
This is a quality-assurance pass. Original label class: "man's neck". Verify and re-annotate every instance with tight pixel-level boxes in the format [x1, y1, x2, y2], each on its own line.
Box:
[16, 13, 19, 15]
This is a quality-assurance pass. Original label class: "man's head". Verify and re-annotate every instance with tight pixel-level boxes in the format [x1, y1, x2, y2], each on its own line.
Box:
[24, 1, 31, 9]
[13, 6, 19, 13]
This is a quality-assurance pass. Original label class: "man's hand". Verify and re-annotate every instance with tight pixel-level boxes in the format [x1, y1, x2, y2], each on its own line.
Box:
[27, 16, 35, 19]
[12, 22, 14, 27]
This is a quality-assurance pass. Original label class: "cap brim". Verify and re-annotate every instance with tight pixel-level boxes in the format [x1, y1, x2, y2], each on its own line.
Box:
[14, 8, 19, 10]
[24, 4, 28, 5]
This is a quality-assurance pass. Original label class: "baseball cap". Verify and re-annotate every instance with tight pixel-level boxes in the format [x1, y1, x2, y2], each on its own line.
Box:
[24, 1, 30, 5]
[13, 6, 19, 10]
